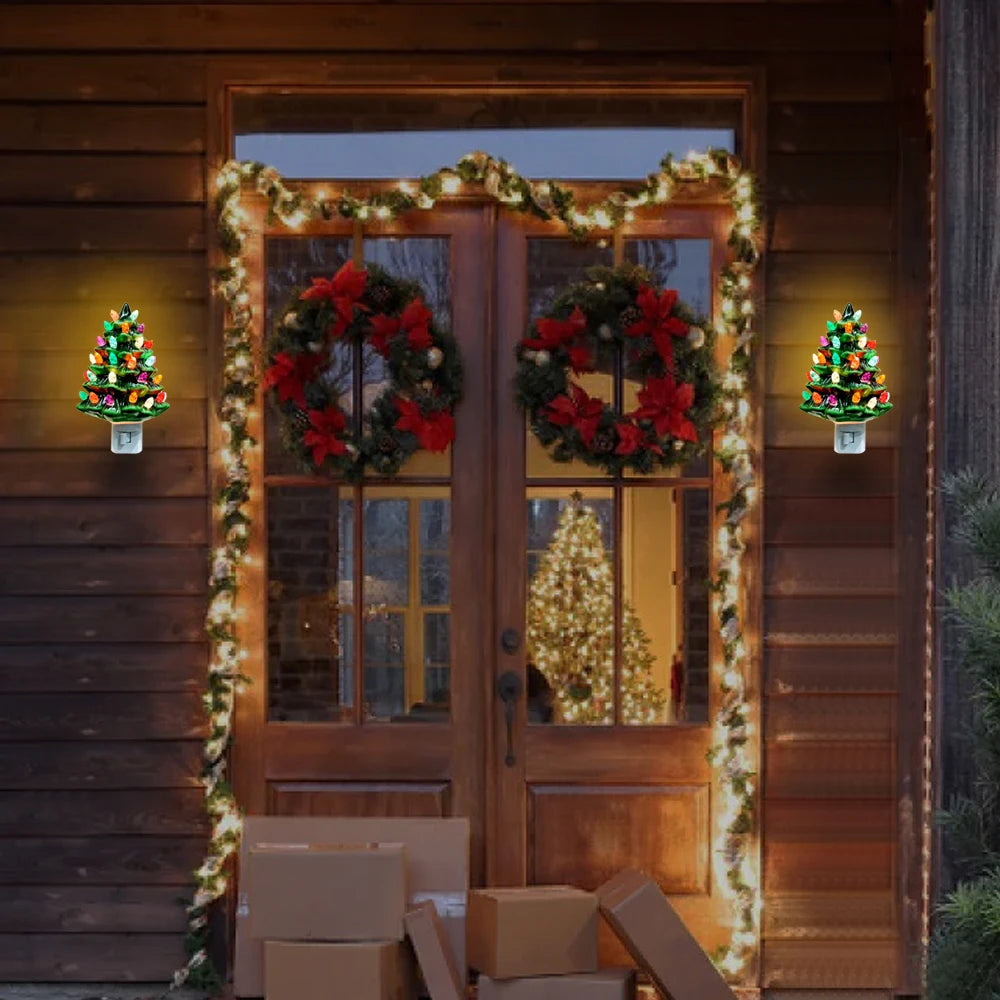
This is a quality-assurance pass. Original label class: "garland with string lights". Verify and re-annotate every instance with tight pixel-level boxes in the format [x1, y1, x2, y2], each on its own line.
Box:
[516, 265, 720, 475]
[174, 148, 761, 989]
[265, 260, 462, 479]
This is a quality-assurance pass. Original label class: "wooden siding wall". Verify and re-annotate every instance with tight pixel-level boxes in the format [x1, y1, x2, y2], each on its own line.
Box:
[0, 1, 926, 992]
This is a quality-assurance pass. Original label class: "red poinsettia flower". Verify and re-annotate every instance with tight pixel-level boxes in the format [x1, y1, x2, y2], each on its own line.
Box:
[367, 298, 434, 355]
[368, 314, 400, 356]
[568, 342, 594, 373]
[394, 397, 455, 452]
[544, 383, 604, 429]
[400, 298, 433, 351]
[300, 261, 370, 338]
[522, 306, 587, 351]
[614, 420, 646, 455]
[632, 374, 698, 442]
[262, 351, 322, 409]
[302, 407, 348, 466]
[624, 285, 689, 368]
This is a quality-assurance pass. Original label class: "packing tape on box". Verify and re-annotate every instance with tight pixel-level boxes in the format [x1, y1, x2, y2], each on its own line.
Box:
[412, 891, 467, 918]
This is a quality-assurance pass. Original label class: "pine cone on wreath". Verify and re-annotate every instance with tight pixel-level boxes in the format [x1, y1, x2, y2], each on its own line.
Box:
[368, 284, 393, 310]
[591, 427, 617, 454]
[375, 429, 397, 453]
[618, 304, 642, 330]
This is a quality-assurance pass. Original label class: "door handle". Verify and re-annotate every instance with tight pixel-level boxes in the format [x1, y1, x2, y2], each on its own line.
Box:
[496, 670, 523, 767]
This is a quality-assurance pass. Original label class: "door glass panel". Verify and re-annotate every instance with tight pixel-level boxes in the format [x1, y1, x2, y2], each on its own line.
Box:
[267, 485, 353, 721]
[264, 237, 352, 475]
[624, 238, 713, 479]
[363, 236, 452, 477]
[361, 487, 452, 721]
[525, 239, 615, 479]
[525, 489, 615, 726]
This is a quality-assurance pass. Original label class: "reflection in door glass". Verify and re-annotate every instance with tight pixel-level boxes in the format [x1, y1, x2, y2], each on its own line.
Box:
[267, 485, 354, 721]
[361, 491, 452, 722]
[525, 491, 616, 726]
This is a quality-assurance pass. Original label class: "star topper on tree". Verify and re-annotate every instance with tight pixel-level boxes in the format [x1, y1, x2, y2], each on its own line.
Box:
[77, 303, 169, 453]
[799, 302, 891, 454]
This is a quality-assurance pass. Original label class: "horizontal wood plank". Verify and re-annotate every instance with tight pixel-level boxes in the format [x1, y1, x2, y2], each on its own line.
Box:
[0, 595, 206, 642]
[0, 546, 206, 595]
[766, 253, 893, 302]
[767, 54, 893, 103]
[0, 498, 208, 546]
[765, 841, 893, 892]
[763, 890, 894, 941]
[0, 105, 203, 153]
[0, 692, 206, 741]
[765, 496, 895, 546]
[0, 206, 205, 253]
[765, 798, 893, 843]
[0, 741, 203, 790]
[765, 546, 896, 596]
[0, 153, 204, 204]
[0, 54, 207, 102]
[766, 693, 894, 742]
[0, 6, 895, 52]
[769, 102, 898, 153]
[0, 643, 205, 693]
[764, 447, 896, 497]
[0, 885, 190, 934]
[0, 932, 188, 981]
[0, 450, 206, 497]
[0, 400, 207, 449]
[769, 153, 894, 205]
[765, 741, 894, 798]
[767, 645, 896, 695]
[0, 788, 207, 836]
[766, 596, 897, 645]
[0, 253, 207, 302]
[762, 939, 896, 989]
[769, 205, 893, 252]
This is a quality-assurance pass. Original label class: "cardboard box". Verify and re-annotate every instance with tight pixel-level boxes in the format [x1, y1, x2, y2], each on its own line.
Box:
[405, 901, 464, 1000]
[264, 940, 415, 1000]
[247, 842, 406, 942]
[467, 886, 598, 980]
[235, 817, 469, 997]
[477, 968, 636, 1000]
[596, 870, 736, 1000]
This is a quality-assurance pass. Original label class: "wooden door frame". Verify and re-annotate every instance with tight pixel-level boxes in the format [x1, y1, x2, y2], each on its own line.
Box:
[206, 56, 766, 951]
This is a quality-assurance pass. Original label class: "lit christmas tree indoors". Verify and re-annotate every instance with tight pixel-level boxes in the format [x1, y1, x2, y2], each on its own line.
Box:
[526, 493, 667, 725]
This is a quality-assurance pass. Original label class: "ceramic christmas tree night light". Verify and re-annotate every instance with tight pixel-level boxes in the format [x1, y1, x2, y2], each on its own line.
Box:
[77, 303, 169, 453]
[799, 303, 892, 454]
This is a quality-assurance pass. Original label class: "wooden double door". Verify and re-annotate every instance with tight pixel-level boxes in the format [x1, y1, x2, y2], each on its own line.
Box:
[235, 194, 733, 955]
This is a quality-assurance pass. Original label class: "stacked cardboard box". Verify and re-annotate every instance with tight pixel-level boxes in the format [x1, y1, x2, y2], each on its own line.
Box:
[235, 817, 469, 1000]
[468, 886, 635, 999]
[249, 841, 414, 1000]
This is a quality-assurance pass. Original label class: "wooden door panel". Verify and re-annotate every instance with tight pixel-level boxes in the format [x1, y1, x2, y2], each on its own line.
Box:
[527, 783, 709, 893]
[269, 780, 449, 817]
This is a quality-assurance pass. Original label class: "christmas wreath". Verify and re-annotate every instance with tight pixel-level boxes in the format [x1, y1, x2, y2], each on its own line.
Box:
[264, 261, 463, 479]
[516, 265, 720, 475]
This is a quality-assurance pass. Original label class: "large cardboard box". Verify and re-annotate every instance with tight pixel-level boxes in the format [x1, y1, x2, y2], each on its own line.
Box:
[477, 969, 636, 1000]
[596, 870, 736, 1000]
[235, 817, 469, 997]
[467, 886, 598, 980]
[404, 901, 464, 1000]
[264, 940, 415, 1000]
[247, 842, 406, 942]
